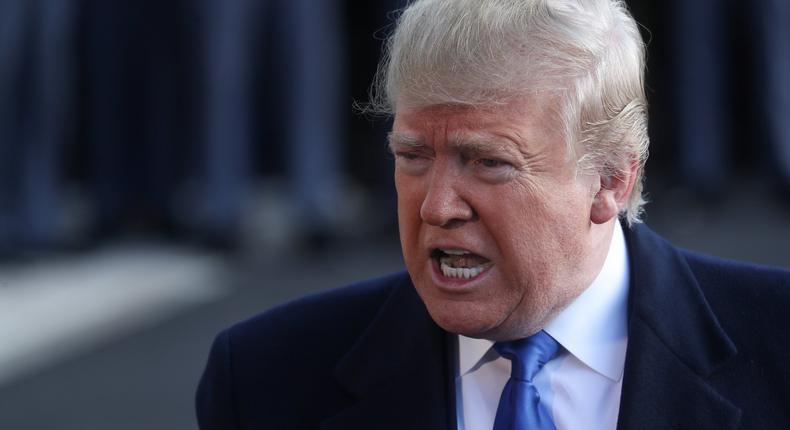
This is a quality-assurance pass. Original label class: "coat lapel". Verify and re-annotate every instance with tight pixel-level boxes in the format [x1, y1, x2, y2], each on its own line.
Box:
[322, 274, 456, 430]
[617, 225, 742, 429]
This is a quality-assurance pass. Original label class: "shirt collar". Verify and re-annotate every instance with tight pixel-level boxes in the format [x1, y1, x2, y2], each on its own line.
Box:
[457, 220, 630, 381]
[458, 335, 495, 376]
[544, 220, 630, 380]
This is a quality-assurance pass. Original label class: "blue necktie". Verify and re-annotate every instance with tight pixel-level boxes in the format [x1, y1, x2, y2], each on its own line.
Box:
[493, 331, 561, 430]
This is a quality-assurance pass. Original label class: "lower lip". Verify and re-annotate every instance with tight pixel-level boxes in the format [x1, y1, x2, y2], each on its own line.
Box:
[429, 258, 493, 293]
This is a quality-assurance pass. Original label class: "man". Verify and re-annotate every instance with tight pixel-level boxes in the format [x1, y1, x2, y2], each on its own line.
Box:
[196, 0, 790, 428]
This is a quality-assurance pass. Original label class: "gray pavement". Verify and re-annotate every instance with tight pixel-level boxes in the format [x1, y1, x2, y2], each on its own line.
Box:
[0, 238, 404, 430]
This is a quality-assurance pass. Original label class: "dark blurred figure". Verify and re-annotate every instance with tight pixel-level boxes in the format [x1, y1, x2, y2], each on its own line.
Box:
[345, 0, 412, 236]
[665, 0, 790, 197]
[0, 0, 77, 256]
[750, 0, 790, 193]
[189, 0, 348, 248]
[81, 0, 183, 241]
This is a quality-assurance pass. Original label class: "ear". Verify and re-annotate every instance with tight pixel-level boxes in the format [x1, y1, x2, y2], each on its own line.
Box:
[590, 158, 639, 225]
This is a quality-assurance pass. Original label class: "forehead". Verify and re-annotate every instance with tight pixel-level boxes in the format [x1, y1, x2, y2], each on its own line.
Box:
[394, 102, 530, 129]
[391, 100, 561, 151]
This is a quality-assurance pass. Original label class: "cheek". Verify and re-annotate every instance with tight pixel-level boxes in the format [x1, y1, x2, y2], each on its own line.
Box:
[481, 185, 576, 278]
[395, 175, 426, 251]
[396, 176, 421, 218]
[481, 182, 550, 239]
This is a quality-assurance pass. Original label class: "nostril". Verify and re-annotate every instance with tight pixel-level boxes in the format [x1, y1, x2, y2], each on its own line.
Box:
[420, 204, 475, 228]
[441, 219, 468, 229]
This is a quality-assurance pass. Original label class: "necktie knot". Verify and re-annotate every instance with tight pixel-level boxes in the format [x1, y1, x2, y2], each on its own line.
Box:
[494, 330, 561, 382]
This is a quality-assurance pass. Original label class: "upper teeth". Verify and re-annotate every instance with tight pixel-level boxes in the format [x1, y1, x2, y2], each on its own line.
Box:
[441, 249, 469, 255]
[436, 248, 490, 279]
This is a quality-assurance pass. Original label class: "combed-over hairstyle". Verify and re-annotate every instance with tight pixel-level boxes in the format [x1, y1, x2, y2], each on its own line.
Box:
[370, 0, 650, 224]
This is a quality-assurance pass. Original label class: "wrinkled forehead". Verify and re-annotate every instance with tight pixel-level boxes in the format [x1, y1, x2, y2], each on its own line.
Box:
[390, 100, 570, 159]
[392, 96, 563, 138]
[394, 94, 557, 123]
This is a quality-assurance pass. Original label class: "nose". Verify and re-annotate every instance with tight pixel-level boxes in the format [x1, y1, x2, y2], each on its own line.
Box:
[419, 165, 475, 228]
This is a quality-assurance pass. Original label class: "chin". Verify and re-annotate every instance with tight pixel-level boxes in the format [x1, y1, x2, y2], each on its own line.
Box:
[421, 291, 551, 341]
[420, 297, 504, 337]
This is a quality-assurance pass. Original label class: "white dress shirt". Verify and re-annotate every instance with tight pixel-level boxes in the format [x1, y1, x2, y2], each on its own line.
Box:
[455, 220, 630, 430]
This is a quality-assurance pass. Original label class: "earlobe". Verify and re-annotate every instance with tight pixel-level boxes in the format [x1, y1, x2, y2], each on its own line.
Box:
[590, 178, 619, 224]
[589, 159, 639, 225]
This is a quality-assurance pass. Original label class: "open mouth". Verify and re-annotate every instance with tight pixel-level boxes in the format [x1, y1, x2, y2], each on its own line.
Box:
[431, 248, 493, 280]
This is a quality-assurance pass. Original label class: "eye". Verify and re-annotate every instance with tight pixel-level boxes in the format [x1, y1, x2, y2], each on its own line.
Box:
[397, 151, 424, 161]
[478, 158, 502, 168]
[471, 156, 516, 183]
[475, 158, 510, 169]
[393, 150, 432, 175]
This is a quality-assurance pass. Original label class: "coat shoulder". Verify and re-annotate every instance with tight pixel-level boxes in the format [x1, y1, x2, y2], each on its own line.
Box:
[224, 271, 411, 375]
[680, 249, 790, 337]
[680, 251, 790, 426]
[196, 271, 412, 428]
[230, 271, 408, 343]
[681, 249, 790, 308]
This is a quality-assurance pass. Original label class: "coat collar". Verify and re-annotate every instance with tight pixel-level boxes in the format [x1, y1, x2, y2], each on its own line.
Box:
[617, 223, 742, 429]
[323, 273, 456, 430]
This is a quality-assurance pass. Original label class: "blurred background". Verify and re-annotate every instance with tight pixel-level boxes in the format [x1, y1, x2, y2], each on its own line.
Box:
[0, 0, 788, 428]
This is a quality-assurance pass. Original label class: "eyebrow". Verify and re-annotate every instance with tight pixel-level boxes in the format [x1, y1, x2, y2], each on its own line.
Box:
[387, 132, 425, 150]
[448, 132, 517, 154]
[387, 131, 524, 159]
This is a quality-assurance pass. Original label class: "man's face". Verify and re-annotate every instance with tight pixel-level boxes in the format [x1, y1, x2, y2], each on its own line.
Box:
[392, 99, 605, 341]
